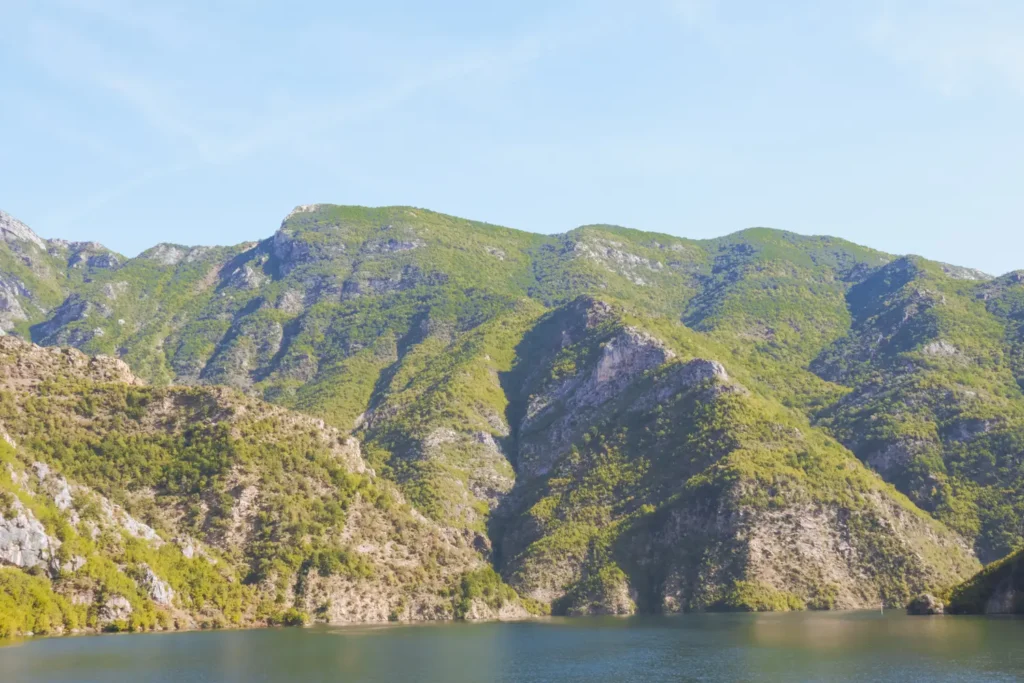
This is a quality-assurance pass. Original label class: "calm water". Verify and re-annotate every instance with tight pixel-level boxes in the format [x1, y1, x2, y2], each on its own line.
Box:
[2, 612, 1023, 682]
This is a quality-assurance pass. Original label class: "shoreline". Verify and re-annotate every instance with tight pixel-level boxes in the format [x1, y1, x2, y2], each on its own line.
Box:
[9, 607, 1020, 647]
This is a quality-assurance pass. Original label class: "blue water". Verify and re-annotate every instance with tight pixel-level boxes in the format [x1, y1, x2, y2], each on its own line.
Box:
[2, 612, 1023, 682]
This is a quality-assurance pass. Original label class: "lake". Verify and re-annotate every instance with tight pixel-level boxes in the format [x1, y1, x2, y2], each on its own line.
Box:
[2, 612, 1023, 682]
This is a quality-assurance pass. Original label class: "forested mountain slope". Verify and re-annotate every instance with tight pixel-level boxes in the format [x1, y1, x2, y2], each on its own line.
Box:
[4, 203, 1023, 631]
[0, 336, 526, 637]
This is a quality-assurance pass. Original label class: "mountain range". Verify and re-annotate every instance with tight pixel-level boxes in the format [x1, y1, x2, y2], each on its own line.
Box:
[2, 203, 1024, 636]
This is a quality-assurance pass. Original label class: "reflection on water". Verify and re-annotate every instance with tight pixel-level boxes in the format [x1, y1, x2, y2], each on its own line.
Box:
[2, 612, 1024, 683]
[747, 610, 990, 650]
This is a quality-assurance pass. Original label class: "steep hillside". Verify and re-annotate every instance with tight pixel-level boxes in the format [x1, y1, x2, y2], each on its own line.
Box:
[944, 547, 1024, 615]
[0, 337, 531, 638]
[812, 258, 1024, 561]
[5, 203, 1023, 624]
[0, 210, 120, 337]
[492, 298, 976, 613]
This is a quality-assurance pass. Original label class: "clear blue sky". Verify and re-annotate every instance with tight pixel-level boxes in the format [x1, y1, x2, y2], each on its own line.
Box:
[1, 1, 1022, 274]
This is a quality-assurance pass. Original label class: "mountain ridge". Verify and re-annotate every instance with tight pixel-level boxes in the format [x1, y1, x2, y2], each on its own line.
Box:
[1, 205, 1003, 278]
[3, 202, 1024, 637]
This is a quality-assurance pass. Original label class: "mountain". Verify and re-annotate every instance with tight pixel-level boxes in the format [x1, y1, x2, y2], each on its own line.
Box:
[5, 202, 1024, 633]
[0, 336, 531, 638]
[490, 297, 975, 613]
[0, 210, 120, 336]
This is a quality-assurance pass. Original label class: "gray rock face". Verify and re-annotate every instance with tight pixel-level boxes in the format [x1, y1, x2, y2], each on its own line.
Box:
[136, 563, 175, 606]
[31, 295, 93, 345]
[102, 281, 129, 301]
[224, 264, 266, 290]
[678, 358, 729, 384]
[907, 593, 944, 615]
[284, 204, 322, 220]
[270, 229, 307, 274]
[86, 253, 120, 269]
[64, 244, 119, 270]
[518, 326, 675, 479]
[571, 237, 664, 286]
[0, 498, 60, 572]
[276, 289, 304, 313]
[417, 428, 515, 522]
[184, 246, 214, 263]
[176, 537, 197, 559]
[97, 594, 133, 624]
[461, 597, 529, 621]
[939, 263, 992, 282]
[922, 340, 959, 357]
[341, 266, 442, 300]
[0, 274, 30, 331]
[32, 461, 76, 519]
[270, 228, 347, 276]
[0, 210, 47, 250]
[98, 497, 162, 545]
[144, 244, 187, 266]
[362, 236, 424, 254]
[585, 329, 675, 406]
[634, 358, 733, 411]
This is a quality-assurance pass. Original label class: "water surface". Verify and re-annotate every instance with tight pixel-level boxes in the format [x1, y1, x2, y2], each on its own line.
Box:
[2, 612, 1023, 682]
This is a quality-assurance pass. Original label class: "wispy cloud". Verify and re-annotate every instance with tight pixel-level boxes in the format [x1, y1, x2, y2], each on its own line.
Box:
[18, 1, 626, 230]
[10, 91, 130, 166]
[868, 0, 1024, 95]
[25, 18, 214, 157]
[210, 12, 620, 166]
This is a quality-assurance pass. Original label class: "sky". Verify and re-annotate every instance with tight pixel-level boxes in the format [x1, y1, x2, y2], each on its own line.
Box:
[1, 0, 1022, 274]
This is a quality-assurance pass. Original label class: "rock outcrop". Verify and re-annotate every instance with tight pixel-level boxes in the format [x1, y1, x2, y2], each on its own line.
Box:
[906, 593, 944, 615]
[97, 595, 133, 625]
[518, 322, 676, 479]
[135, 564, 175, 607]
[0, 498, 60, 572]
[0, 210, 47, 250]
[947, 548, 1024, 615]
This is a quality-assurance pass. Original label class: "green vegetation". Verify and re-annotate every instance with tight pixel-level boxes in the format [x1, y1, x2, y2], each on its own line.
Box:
[3, 203, 1023, 626]
[945, 547, 1024, 614]
[500, 324, 976, 612]
[0, 568, 80, 638]
[0, 336, 505, 637]
[268, 607, 308, 627]
[452, 567, 520, 619]
[711, 581, 806, 612]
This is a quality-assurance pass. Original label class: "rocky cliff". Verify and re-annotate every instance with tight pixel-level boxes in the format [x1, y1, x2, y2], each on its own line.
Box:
[944, 547, 1024, 615]
[493, 298, 977, 613]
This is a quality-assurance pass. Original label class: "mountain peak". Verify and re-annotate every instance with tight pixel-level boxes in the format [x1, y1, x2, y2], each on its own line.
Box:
[283, 204, 325, 222]
[0, 209, 47, 250]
